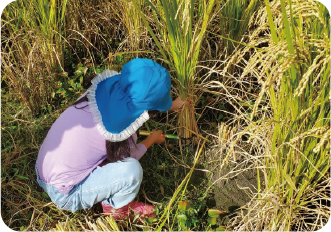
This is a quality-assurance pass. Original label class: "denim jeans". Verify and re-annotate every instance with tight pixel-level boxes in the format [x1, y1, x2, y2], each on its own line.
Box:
[36, 157, 143, 212]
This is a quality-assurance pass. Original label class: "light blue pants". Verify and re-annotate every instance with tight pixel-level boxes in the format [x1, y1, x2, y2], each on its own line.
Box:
[36, 158, 143, 212]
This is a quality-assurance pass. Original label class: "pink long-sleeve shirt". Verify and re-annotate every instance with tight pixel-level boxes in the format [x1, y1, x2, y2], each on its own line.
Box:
[36, 95, 147, 195]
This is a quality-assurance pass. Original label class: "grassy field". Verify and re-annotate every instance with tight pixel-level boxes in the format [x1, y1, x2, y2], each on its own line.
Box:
[1, 0, 330, 231]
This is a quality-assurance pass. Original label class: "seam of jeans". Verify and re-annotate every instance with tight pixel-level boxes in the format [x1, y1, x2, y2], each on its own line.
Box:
[81, 178, 137, 194]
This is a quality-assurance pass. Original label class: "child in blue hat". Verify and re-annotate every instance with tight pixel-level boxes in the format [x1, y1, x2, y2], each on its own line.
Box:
[36, 58, 184, 220]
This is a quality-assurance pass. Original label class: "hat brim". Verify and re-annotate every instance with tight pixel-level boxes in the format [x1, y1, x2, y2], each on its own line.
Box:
[153, 93, 172, 112]
[87, 70, 150, 142]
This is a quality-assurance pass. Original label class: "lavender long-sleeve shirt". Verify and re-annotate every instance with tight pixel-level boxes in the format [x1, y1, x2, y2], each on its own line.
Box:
[36, 94, 147, 194]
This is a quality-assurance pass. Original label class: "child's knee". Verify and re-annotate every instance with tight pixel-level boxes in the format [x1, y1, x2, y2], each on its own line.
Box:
[124, 158, 143, 182]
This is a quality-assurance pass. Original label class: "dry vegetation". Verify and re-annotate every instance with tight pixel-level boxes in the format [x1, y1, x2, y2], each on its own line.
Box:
[1, 0, 330, 231]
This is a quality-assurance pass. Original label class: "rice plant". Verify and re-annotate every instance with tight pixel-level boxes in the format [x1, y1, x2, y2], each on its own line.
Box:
[3, 0, 67, 68]
[137, 0, 216, 139]
[218, 0, 261, 57]
[1, 0, 67, 114]
[2, 0, 330, 231]
[225, 0, 330, 230]
[110, 0, 148, 54]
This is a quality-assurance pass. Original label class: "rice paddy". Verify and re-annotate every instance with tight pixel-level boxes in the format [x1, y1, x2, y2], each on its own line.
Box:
[1, 0, 330, 231]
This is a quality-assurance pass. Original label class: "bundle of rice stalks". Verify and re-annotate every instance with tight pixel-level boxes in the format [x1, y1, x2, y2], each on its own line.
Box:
[137, 0, 216, 139]
[224, 0, 330, 230]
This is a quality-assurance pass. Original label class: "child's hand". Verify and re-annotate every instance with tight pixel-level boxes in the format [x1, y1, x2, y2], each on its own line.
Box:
[140, 130, 165, 149]
[149, 130, 166, 144]
[170, 96, 187, 111]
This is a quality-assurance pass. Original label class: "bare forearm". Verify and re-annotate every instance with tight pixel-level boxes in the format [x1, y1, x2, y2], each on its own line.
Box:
[140, 137, 154, 149]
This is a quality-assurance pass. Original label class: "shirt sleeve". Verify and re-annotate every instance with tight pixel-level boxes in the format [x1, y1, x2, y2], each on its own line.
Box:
[131, 143, 147, 160]
[130, 133, 148, 160]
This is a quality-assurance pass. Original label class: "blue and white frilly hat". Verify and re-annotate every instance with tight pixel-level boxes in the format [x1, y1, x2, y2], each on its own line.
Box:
[87, 58, 172, 142]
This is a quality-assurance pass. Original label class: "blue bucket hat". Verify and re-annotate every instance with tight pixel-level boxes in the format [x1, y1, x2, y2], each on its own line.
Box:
[87, 58, 172, 142]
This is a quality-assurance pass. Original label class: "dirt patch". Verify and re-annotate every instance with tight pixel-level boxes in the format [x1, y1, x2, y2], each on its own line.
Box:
[208, 160, 259, 225]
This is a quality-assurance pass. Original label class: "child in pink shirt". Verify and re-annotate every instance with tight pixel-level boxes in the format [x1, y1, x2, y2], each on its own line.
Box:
[36, 58, 184, 219]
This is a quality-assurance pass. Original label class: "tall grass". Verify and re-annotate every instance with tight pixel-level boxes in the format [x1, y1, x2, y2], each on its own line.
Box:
[224, 0, 330, 230]
[266, 1, 330, 229]
[218, 0, 260, 57]
[2, 0, 329, 231]
[110, 0, 148, 54]
[137, 0, 216, 138]
[1, 0, 121, 114]
[2, 0, 67, 69]
[1, 0, 67, 114]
